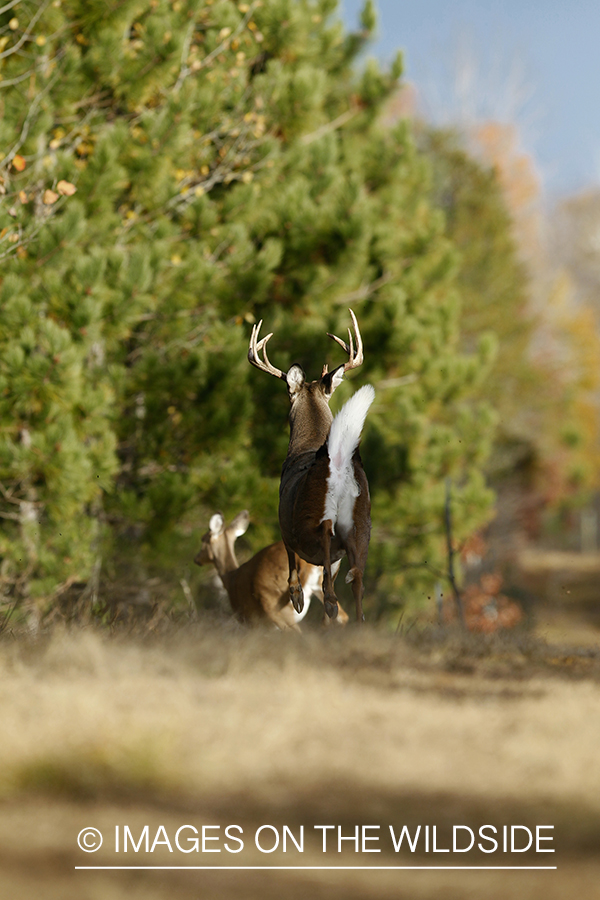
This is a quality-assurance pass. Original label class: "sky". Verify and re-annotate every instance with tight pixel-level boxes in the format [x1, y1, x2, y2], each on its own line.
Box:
[340, 0, 600, 199]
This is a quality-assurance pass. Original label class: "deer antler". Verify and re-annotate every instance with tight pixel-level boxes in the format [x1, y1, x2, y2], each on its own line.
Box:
[327, 308, 364, 372]
[248, 320, 287, 380]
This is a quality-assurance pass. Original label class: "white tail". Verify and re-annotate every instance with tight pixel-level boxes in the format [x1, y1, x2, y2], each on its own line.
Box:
[322, 385, 375, 537]
[249, 310, 374, 622]
[194, 511, 347, 631]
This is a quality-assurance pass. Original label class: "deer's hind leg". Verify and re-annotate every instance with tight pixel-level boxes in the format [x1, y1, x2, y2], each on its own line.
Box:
[285, 544, 304, 614]
[343, 522, 369, 624]
[321, 519, 339, 620]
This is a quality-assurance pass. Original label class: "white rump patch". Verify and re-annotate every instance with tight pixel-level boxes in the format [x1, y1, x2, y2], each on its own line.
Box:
[321, 384, 375, 537]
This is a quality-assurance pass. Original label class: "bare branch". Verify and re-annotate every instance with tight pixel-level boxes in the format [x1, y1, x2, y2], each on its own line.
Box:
[1, 65, 61, 168]
[0, 0, 51, 61]
[300, 108, 357, 146]
[378, 374, 418, 389]
[173, 21, 195, 92]
[0, 0, 22, 15]
[444, 477, 466, 629]
[334, 272, 394, 306]
[194, 1, 259, 73]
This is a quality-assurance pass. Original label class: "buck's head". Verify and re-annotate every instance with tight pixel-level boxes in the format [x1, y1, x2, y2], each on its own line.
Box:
[248, 309, 365, 451]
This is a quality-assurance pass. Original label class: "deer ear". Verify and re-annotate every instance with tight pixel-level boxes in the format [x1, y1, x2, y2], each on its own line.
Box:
[209, 513, 225, 536]
[286, 364, 305, 398]
[229, 510, 250, 538]
[322, 363, 345, 398]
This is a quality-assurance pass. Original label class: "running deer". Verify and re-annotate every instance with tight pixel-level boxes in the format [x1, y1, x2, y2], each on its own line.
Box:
[194, 510, 348, 631]
[248, 309, 375, 623]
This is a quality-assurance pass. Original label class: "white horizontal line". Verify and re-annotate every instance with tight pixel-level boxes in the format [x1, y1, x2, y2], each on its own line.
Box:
[75, 866, 558, 871]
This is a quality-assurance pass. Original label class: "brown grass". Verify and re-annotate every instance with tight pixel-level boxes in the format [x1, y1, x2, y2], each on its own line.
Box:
[1, 619, 599, 899]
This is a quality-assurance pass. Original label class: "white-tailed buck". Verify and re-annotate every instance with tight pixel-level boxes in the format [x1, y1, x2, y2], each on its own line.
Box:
[248, 309, 374, 623]
[194, 510, 347, 631]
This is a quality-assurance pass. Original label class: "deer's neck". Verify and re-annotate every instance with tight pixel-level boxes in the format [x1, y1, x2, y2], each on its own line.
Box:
[212, 541, 239, 591]
[287, 397, 333, 457]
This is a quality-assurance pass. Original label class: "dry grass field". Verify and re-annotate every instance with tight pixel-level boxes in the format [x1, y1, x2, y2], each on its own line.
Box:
[1, 617, 600, 900]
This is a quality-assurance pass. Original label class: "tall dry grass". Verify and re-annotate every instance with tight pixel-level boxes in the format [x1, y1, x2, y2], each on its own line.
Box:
[0, 621, 599, 807]
[1, 619, 599, 899]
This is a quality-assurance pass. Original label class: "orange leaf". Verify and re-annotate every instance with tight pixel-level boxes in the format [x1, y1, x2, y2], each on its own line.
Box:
[57, 180, 76, 196]
[43, 189, 59, 205]
[12, 155, 26, 172]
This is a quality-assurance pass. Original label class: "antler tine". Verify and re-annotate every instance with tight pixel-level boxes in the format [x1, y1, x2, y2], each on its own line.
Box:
[248, 320, 286, 380]
[326, 308, 364, 372]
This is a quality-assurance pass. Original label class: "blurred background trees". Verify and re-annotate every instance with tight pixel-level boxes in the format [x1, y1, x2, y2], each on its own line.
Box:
[1, 0, 597, 628]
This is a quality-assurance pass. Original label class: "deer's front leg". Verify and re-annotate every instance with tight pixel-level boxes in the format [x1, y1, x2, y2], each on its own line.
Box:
[321, 519, 339, 619]
[285, 544, 304, 614]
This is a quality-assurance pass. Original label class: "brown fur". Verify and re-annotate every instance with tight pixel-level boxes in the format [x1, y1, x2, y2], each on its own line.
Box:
[249, 311, 372, 622]
[194, 512, 348, 631]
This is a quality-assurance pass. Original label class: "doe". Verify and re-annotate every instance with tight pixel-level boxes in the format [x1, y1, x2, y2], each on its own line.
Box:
[194, 510, 348, 630]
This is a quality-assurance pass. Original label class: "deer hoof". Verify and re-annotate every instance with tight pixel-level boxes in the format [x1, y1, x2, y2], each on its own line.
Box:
[324, 597, 339, 619]
[290, 584, 304, 614]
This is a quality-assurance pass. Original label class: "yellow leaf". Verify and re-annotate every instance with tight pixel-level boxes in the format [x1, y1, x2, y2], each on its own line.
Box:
[8, 17, 18, 30]
[170, 254, 182, 266]
[43, 189, 59, 205]
[18, 190, 27, 203]
[241, 171, 253, 183]
[194, 185, 205, 197]
[35, 35, 46, 46]
[200, 164, 210, 176]
[57, 180, 76, 196]
[12, 155, 26, 172]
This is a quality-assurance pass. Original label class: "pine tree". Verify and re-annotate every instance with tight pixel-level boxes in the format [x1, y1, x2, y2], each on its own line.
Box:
[0, 0, 496, 621]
